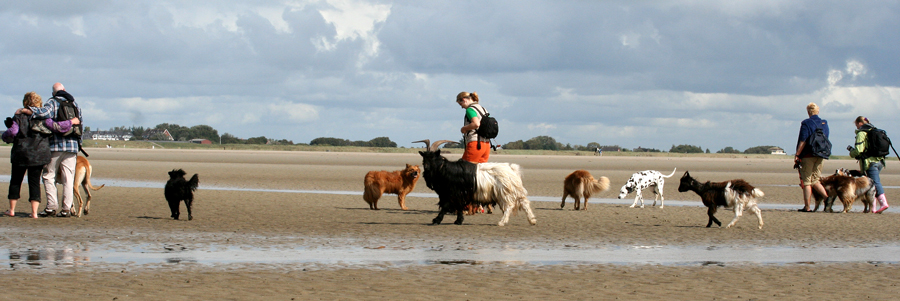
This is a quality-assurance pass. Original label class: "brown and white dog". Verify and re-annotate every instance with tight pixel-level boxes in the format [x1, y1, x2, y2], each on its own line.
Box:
[69, 156, 105, 217]
[561, 170, 610, 210]
[363, 164, 420, 210]
[813, 171, 875, 213]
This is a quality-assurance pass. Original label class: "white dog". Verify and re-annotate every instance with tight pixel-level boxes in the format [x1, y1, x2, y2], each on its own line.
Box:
[617, 168, 677, 208]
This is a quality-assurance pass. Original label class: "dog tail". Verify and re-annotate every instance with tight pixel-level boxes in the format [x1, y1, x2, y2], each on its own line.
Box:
[82, 164, 105, 191]
[589, 176, 610, 193]
[750, 188, 764, 199]
[662, 168, 677, 178]
[189, 174, 200, 191]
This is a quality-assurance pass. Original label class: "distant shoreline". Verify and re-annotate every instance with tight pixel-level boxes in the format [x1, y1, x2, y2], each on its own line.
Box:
[2, 141, 821, 159]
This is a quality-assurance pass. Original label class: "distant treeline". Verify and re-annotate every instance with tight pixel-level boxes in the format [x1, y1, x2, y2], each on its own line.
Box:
[97, 124, 779, 152]
[309, 137, 397, 147]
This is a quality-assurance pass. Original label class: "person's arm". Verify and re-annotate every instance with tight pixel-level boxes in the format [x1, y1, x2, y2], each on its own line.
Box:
[460, 107, 480, 133]
[20, 101, 56, 119]
[460, 116, 480, 133]
[849, 131, 866, 158]
[2, 120, 19, 143]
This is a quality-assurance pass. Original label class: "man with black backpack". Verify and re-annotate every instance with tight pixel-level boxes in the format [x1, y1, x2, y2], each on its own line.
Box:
[18, 83, 83, 217]
[795, 102, 830, 212]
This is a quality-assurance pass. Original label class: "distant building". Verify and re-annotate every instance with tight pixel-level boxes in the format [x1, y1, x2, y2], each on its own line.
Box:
[191, 139, 212, 144]
[143, 129, 174, 141]
[85, 130, 133, 141]
[769, 147, 786, 155]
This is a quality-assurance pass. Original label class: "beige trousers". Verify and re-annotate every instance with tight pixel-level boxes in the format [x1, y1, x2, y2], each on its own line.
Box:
[42, 151, 76, 211]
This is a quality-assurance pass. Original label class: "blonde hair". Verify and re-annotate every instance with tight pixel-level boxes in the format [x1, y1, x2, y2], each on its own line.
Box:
[23, 91, 42, 108]
[855, 116, 869, 124]
[456, 91, 479, 103]
[806, 102, 819, 115]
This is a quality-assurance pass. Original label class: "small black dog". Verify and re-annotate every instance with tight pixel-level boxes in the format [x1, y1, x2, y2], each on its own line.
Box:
[164, 169, 199, 220]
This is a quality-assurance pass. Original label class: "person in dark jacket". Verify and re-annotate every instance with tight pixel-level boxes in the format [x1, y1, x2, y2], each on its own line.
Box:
[794, 102, 829, 212]
[3, 92, 51, 218]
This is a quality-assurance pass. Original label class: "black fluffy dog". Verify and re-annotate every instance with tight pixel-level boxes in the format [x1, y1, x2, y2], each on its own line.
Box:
[164, 169, 199, 220]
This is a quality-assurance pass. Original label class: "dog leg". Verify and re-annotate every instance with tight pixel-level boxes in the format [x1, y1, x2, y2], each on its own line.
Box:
[453, 205, 465, 225]
[726, 202, 744, 228]
[168, 200, 180, 220]
[636, 190, 645, 208]
[707, 207, 721, 227]
[560, 193, 568, 209]
[522, 197, 537, 225]
[581, 195, 588, 210]
[750, 205, 763, 229]
[432, 207, 447, 225]
[398, 193, 408, 210]
[657, 183, 665, 208]
[629, 194, 640, 208]
[73, 188, 83, 217]
[497, 204, 513, 226]
[186, 198, 193, 221]
[83, 184, 91, 216]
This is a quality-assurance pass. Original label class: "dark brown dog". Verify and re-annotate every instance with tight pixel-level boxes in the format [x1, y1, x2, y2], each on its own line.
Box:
[814, 173, 875, 213]
[561, 170, 610, 210]
[363, 164, 420, 210]
[165, 169, 199, 220]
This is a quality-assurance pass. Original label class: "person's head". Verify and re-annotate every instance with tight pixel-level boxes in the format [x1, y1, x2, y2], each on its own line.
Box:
[52, 82, 65, 96]
[806, 102, 819, 116]
[456, 91, 478, 108]
[854, 116, 870, 129]
[23, 91, 42, 108]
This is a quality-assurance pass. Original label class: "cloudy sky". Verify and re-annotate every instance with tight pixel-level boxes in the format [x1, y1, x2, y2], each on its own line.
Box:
[1, 1, 898, 152]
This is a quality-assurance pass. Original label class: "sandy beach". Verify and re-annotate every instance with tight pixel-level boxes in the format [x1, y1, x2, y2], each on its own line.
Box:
[1, 147, 900, 300]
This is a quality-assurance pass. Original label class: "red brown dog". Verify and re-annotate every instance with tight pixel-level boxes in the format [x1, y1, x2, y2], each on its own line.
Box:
[363, 164, 420, 210]
[561, 170, 610, 210]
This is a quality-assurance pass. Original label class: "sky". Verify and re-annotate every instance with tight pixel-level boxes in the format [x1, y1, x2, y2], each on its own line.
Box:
[1, 1, 898, 153]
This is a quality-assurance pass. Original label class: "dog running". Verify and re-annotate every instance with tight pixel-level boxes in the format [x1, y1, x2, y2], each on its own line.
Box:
[164, 169, 199, 220]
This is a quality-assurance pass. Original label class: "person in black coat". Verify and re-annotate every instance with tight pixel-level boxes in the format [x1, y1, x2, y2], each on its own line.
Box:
[2, 92, 51, 218]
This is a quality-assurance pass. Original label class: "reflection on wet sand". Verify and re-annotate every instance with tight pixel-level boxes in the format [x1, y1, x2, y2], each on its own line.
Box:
[5, 243, 900, 269]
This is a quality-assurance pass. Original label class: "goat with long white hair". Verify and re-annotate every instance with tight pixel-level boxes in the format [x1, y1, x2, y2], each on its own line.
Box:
[414, 139, 536, 226]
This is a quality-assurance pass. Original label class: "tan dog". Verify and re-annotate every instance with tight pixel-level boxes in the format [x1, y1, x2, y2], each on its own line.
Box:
[814, 173, 875, 213]
[71, 156, 105, 217]
[560, 170, 610, 210]
[363, 164, 420, 210]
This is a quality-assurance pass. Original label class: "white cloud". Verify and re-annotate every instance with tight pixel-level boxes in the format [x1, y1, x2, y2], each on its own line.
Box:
[316, 0, 390, 58]
[268, 101, 319, 123]
[527, 123, 557, 131]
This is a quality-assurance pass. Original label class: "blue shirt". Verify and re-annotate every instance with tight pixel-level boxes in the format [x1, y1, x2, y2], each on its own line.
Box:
[30, 96, 82, 153]
[797, 115, 828, 157]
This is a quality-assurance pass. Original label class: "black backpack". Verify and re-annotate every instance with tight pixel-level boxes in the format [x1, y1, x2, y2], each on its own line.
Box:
[471, 105, 498, 139]
[808, 120, 831, 159]
[863, 126, 892, 158]
[54, 97, 82, 137]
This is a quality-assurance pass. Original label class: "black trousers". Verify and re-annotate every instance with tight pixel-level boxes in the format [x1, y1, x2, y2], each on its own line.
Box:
[8, 165, 43, 201]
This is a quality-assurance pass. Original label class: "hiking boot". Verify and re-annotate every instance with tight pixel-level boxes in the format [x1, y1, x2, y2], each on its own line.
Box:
[56, 210, 70, 218]
[37, 209, 56, 217]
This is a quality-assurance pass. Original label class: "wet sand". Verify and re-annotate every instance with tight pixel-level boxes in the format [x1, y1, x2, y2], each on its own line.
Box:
[1, 148, 900, 300]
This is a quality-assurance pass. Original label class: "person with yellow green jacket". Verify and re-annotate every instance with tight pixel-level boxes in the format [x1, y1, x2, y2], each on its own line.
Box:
[849, 116, 889, 213]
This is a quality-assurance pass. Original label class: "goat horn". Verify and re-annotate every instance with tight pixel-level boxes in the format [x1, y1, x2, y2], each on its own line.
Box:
[431, 140, 457, 150]
[412, 139, 431, 151]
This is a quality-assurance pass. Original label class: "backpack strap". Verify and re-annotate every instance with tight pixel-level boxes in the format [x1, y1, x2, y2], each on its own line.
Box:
[468, 104, 491, 150]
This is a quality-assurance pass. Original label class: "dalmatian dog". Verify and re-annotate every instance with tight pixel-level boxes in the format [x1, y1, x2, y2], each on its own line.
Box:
[617, 168, 677, 208]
